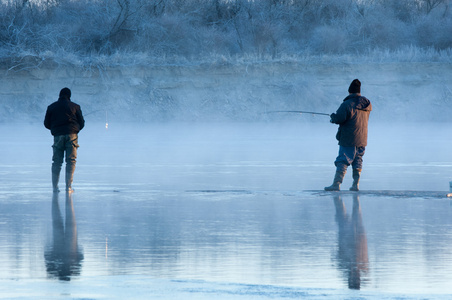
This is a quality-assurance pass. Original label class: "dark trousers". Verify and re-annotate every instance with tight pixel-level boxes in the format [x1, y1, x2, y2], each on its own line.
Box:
[52, 134, 79, 189]
[334, 146, 365, 173]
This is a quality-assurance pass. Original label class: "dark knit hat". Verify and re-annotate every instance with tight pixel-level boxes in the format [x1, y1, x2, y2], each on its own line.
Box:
[348, 79, 361, 94]
[59, 87, 71, 99]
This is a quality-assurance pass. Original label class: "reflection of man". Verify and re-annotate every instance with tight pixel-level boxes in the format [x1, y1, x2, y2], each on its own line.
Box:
[44, 88, 85, 193]
[45, 192, 84, 281]
[325, 79, 371, 191]
[334, 194, 369, 290]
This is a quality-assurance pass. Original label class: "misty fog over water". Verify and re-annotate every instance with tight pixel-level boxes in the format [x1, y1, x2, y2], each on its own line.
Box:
[1, 60, 452, 123]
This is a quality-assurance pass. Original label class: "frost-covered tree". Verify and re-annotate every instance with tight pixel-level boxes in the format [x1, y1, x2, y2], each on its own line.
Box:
[0, 0, 451, 62]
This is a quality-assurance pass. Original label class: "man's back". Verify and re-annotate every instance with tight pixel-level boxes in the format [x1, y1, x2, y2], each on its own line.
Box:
[334, 95, 371, 147]
[44, 98, 84, 136]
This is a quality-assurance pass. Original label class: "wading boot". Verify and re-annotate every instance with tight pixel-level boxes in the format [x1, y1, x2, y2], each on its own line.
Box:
[349, 169, 361, 191]
[66, 164, 75, 193]
[324, 171, 346, 191]
[52, 165, 61, 193]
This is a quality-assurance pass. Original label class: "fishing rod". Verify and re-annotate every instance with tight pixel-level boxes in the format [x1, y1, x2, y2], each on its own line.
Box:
[265, 110, 330, 116]
[83, 109, 103, 116]
[83, 109, 109, 129]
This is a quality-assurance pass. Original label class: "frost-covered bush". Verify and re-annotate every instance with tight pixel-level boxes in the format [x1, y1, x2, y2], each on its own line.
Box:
[416, 11, 452, 49]
[0, 0, 451, 64]
[310, 25, 349, 54]
[361, 11, 414, 50]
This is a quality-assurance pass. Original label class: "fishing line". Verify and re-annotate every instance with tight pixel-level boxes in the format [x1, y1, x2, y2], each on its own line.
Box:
[265, 110, 330, 116]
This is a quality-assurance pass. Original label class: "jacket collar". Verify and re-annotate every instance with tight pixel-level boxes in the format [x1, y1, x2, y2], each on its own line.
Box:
[343, 93, 361, 101]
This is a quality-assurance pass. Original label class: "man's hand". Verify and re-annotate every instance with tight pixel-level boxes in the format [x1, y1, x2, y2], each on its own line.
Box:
[330, 113, 335, 123]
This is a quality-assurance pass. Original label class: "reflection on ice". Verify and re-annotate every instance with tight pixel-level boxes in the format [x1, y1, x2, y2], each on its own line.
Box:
[44, 192, 83, 281]
[1, 122, 452, 299]
[334, 194, 369, 290]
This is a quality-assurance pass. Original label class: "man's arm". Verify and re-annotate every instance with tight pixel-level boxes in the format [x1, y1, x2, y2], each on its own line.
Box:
[44, 107, 51, 130]
[77, 106, 85, 131]
[330, 103, 349, 124]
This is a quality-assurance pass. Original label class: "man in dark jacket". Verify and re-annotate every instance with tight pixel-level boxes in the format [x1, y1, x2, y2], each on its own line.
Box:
[44, 88, 85, 193]
[325, 79, 372, 191]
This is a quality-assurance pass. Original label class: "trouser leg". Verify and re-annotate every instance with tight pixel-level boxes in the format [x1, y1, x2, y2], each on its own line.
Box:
[65, 134, 79, 192]
[52, 136, 65, 192]
[351, 147, 365, 170]
[350, 147, 365, 191]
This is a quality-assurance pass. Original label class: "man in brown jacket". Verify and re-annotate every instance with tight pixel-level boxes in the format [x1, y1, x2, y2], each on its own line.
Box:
[325, 79, 372, 191]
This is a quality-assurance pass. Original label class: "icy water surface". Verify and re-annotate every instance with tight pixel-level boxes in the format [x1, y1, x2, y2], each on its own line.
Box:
[1, 122, 452, 299]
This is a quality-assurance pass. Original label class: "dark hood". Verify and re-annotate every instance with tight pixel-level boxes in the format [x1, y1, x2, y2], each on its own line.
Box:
[344, 94, 372, 112]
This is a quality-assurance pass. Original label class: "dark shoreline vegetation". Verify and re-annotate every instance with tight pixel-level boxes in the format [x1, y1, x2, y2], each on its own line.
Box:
[1, 0, 452, 67]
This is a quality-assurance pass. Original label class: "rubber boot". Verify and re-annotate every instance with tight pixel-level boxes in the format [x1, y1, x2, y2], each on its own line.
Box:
[349, 169, 361, 191]
[324, 171, 346, 191]
[66, 164, 75, 193]
[52, 165, 61, 193]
